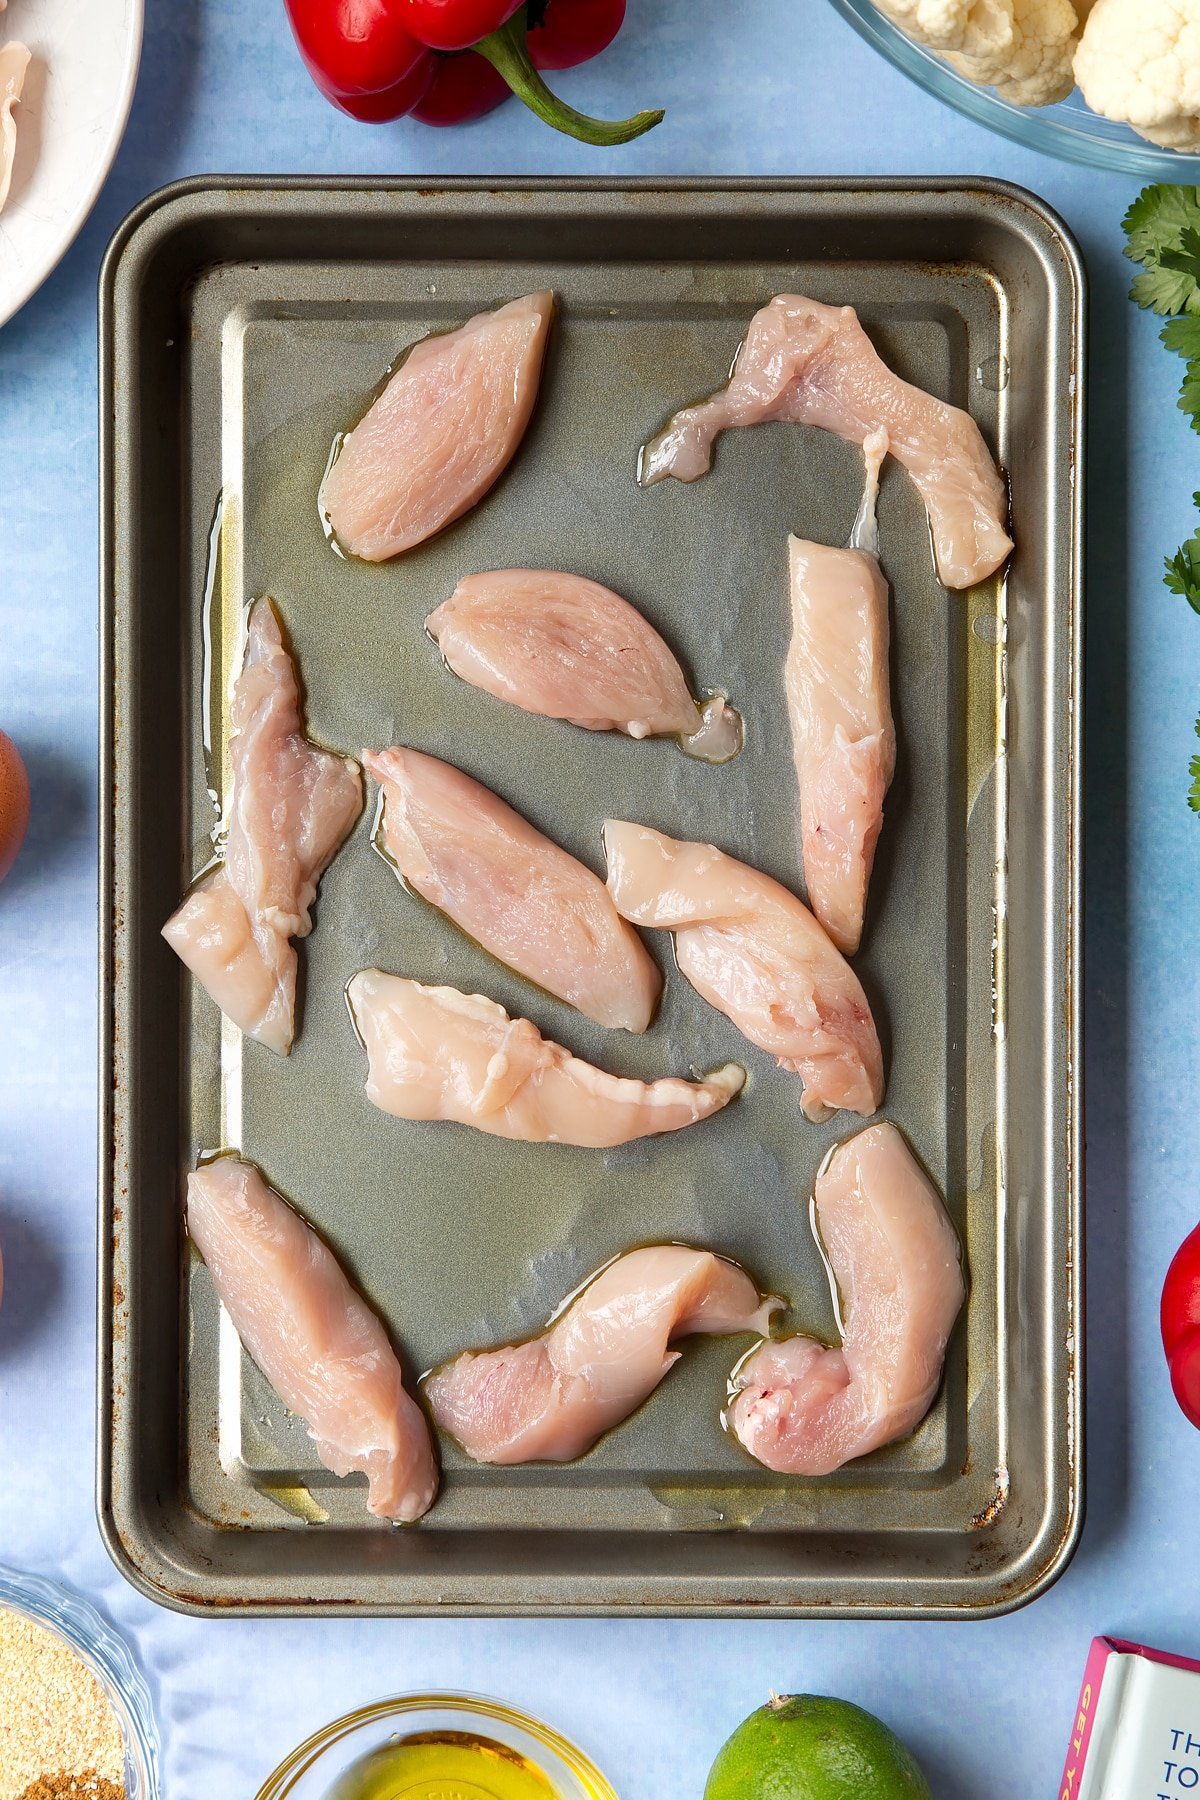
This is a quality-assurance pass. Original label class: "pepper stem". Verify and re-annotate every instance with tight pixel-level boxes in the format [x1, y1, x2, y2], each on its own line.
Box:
[476, 7, 663, 146]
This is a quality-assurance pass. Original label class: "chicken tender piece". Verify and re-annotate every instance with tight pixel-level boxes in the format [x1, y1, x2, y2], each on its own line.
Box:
[187, 1158, 439, 1522]
[0, 41, 30, 215]
[366, 745, 661, 1033]
[163, 600, 362, 1054]
[641, 294, 1011, 591]
[320, 292, 554, 561]
[604, 823, 885, 1122]
[728, 1123, 966, 1477]
[787, 527, 894, 957]
[347, 970, 744, 1147]
[427, 569, 742, 762]
[426, 1246, 780, 1464]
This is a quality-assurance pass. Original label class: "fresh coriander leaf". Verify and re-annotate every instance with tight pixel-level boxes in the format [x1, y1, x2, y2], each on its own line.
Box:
[1124, 188, 1200, 312]
[1123, 185, 1200, 268]
[1165, 537, 1200, 612]
[1162, 315, 1200, 359]
[1158, 225, 1200, 283]
[1180, 362, 1200, 434]
[1130, 266, 1200, 316]
[1190, 717, 1200, 815]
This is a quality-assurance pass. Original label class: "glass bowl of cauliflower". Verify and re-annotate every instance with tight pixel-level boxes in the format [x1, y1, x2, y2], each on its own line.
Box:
[827, 0, 1200, 174]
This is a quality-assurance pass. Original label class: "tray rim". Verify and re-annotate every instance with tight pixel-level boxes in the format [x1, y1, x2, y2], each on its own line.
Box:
[97, 173, 1086, 1619]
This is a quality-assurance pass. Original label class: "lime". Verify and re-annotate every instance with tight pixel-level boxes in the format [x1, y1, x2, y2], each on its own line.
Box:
[703, 1693, 934, 1800]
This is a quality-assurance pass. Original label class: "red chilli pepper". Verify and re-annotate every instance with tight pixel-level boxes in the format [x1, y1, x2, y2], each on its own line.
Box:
[405, 0, 661, 143]
[283, 0, 434, 120]
[528, 0, 625, 70]
[1162, 1221, 1200, 1428]
[411, 50, 509, 124]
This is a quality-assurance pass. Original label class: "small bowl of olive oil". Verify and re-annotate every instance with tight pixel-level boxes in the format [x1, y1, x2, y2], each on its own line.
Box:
[254, 1692, 618, 1800]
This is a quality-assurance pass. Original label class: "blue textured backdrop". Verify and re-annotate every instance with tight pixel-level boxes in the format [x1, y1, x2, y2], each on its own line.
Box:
[0, 2, 1197, 1793]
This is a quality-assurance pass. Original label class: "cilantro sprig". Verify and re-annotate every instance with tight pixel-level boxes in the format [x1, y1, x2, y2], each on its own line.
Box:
[1123, 186, 1200, 814]
[1164, 494, 1200, 614]
[1123, 186, 1200, 314]
[1123, 190, 1200, 443]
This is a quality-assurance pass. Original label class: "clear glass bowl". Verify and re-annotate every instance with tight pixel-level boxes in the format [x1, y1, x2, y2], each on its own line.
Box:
[255, 1692, 619, 1800]
[0, 1564, 161, 1799]
[827, 0, 1200, 177]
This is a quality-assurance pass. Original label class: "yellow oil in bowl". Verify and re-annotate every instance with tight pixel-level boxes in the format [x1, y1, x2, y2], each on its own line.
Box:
[254, 1691, 617, 1800]
[326, 1729, 560, 1800]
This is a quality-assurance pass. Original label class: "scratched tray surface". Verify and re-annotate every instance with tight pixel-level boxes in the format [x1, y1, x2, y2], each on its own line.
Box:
[100, 182, 1083, 1615]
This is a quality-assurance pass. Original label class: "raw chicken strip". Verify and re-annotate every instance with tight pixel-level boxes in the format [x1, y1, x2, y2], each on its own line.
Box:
[728, 1123, 965, 1476]
[187, 1158, 439, 1522]
[604, 822, 883, 1122]
[425, 1245, 781, 1463]
[162, 869, 294, 1049]
[320, 292, 554, 562]
[163, 599, 362, 1054]
[426, 569, 742, 763]
[0, 42, 30, 215]
[347, 969, 744, 1147]
[640, 293, 1012, 590]
[786, 435, 896, 955]
[366, 746, 660, 1033]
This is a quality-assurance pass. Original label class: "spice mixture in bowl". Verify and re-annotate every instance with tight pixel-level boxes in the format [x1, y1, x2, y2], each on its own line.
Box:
[0, 1568, 159, 1800]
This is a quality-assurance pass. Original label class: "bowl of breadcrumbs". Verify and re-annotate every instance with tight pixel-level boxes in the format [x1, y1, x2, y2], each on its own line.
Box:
[0, 1566, 158, 1800]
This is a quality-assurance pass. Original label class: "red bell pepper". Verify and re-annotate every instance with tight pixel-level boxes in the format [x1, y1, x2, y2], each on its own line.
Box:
[1163, 1222, 1200, 1428]
[471, 4, 660, 144]
[399, 0, 622, 60]
[528, 0, 625, 70]
[410, 1, 627, 129]
[283, 0, 435, 121]
[400, 0, 523, 52]
[410, 49, 509, 124]
[284, 0, 661, 142]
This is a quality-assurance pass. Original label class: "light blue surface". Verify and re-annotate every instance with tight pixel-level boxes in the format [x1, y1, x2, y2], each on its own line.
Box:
[1, 3, 1197, 1794]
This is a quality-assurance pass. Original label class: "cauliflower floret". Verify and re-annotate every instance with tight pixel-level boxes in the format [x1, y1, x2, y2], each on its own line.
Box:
[1075, 0, 1200, 149]
[872, 0, 1014, 59]
[875, 0, 1079, 105]
[946, 0, 1080, 105]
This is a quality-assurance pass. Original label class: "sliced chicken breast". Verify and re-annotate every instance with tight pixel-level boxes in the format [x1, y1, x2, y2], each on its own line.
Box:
[163, 599, 362, 1054]
[366, 746, 660, 1032]
[640, 293, 1012, 590]
[347, 969, 744, 1146]
[727, 1123, 965, 1477]
[163, 866, 295, 1051]
[187, 1157, 439, 1522]
[0, 41, 29, 216]
[320, 291, 554, 562]
[787, 531, 895, 956]
[425, 1244, 780, 1464]
[426, 569, 742, 762]
[604, 822, 884, 1121]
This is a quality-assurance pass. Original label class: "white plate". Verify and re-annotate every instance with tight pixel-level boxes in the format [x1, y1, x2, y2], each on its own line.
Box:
[0, 0, 142, 328]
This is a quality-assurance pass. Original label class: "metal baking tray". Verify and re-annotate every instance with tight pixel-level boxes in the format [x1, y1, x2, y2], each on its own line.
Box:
[99, 178, 1084, 1617]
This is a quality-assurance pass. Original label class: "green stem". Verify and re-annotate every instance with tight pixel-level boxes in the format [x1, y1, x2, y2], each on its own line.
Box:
[476, 7, 664, 146]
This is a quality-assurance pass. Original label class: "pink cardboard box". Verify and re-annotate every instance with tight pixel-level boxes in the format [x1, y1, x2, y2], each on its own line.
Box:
[1061, 1638, 1200, 1799]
